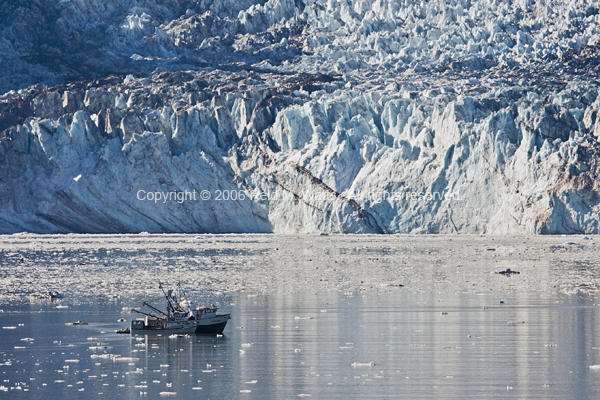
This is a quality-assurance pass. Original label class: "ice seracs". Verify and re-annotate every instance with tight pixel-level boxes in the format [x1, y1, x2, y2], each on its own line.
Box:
[1, 0, 599, 234]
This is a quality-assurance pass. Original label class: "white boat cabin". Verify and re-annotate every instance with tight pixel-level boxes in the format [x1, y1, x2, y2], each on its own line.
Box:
[192, 306, 219, 320]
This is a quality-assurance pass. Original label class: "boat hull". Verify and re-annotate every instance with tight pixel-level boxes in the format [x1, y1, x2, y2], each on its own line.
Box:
[131, 320, 197, 335]
[194, 314, 230, 334]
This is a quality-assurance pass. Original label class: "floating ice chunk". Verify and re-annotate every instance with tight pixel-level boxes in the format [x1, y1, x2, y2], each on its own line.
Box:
[89, 345, 113, 350]
[351, 362, 375, 367]
[113, 357, 139, 362]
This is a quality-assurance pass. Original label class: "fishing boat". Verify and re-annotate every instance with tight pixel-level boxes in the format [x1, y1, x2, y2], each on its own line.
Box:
[189, 305, 231, 334]
[130, 284, 197, 335]
[30, 290, 64, 300]
[171, 282, 231, 334]
[48, 290, 64, 299]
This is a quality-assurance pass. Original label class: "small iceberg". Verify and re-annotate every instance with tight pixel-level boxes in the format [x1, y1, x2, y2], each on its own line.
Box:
[351, 362, 375, 367]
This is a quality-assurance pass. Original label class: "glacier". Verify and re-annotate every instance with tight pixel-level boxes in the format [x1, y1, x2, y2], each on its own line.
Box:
[1, 0, 599, 234]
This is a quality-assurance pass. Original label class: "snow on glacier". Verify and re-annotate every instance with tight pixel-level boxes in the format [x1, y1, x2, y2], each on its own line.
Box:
[0, 0, 600, 234]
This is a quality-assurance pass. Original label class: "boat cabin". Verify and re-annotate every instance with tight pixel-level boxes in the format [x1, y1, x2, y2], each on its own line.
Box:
[146, 316, 163, 327]
[193, 306, 218, 320]
[131, 320, 144, 329]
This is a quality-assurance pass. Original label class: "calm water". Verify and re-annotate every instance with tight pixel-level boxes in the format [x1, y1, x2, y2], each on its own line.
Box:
[2, 290, 600, 399]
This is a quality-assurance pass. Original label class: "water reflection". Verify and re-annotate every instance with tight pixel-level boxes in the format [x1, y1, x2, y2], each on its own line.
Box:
[1, 291, 600, 399]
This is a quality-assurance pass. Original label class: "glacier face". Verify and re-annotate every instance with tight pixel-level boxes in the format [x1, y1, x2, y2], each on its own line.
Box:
[1, 0, 600, 234]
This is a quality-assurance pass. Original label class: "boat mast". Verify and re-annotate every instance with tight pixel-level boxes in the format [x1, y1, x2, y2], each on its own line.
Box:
[158, 282, 176, 316]
[173, 266, 192, 312]
[177, 280, 192, 312]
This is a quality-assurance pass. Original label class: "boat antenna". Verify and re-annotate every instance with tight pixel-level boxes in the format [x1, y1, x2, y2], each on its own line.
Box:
[177, 267, 181, 305]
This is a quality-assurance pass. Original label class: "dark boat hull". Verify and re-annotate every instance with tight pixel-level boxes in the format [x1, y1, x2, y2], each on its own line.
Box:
[131, 324, 197, 335]
[194, 314, 230, 334]
[195, 321, 228, 334]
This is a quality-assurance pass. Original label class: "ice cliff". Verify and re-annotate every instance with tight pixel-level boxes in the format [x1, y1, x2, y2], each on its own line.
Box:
[1, 0, 600, 234]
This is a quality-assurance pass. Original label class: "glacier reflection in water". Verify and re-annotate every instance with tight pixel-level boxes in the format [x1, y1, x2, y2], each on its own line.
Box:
[2, 290, 600, 399]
